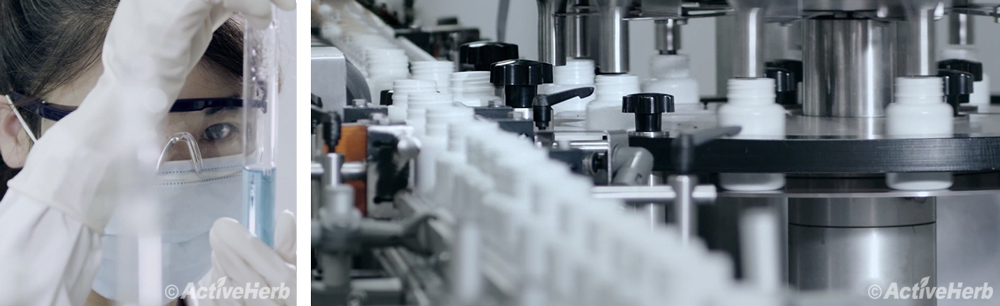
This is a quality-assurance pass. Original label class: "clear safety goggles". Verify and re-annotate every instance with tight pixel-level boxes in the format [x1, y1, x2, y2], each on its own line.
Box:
[6, 91, 245, 174]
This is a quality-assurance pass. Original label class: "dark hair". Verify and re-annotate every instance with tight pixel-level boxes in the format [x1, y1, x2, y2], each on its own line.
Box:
[0, 0, 244, 195]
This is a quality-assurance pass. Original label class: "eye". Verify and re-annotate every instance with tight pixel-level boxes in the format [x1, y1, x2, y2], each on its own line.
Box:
[202, 122, 237, 141]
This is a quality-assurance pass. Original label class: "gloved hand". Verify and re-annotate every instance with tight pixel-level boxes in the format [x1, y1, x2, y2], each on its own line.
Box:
[194, 211, 297, 306]
[7, 0, 295, 234]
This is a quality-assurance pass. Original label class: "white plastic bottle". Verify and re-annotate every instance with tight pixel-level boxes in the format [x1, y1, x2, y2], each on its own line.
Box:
[585, 74, 640, 131]
[941, 45, 991, 107]
[450, 71, 498, 107]
[643, 54, 699, 106]
[539, 59, 596, 118]
[886, 77, 954, 190]
[366, 48, 409, 101]
[387, 79, 436, 122]
[411, 60, 453, 93]
[717, 78, 785, 191]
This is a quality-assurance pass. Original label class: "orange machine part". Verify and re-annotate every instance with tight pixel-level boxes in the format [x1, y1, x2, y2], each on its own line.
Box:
[334, 124, 368, 215]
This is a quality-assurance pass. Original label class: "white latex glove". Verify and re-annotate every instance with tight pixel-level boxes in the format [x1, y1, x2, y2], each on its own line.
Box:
[7, 0, 295, 234]
[194, 211, 297, 306]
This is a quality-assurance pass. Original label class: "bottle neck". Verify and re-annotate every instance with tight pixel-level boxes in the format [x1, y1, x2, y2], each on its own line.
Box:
[894, 77, 943, 105]
[726, 78, 775, 105]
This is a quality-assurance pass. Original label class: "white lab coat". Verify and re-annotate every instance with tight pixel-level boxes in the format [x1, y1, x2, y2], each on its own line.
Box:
[0, 190, 102, 306]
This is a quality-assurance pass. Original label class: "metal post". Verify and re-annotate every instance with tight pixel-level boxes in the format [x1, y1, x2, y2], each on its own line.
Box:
[655, 19, 683, 55]
[901, 8, 938, 76]
[949, 0, 974, 45]
[669, 174, 698, 245]
[592, 0, 632, 73]
[732, 5, 767, 78]
[538, 0, 569, 66]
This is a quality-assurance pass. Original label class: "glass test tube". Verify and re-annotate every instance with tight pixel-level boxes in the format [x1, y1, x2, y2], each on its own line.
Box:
[242, 12, 279, 248]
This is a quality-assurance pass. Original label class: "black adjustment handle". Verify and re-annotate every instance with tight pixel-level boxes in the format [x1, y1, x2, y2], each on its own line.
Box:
[938, 69, 974, 117]
[939, 59, 984, 82]
[380, 89, 394, 106]
[532, 87, 595, 130]
[459, 41, 520, 71]
[490, 59, 553, 108]
[671, 126, 742, 174]
[622, 93, 675, 133]
[766, 59, 803, 106]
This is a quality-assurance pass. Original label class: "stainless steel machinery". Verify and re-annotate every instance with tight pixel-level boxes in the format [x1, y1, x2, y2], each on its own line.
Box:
[311, 0, 1000, 305]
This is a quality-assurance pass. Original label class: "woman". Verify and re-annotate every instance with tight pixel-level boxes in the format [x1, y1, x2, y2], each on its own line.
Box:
[0, 0, 295, 305]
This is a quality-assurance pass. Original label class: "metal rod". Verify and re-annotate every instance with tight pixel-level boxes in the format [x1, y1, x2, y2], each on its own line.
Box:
[734, 7, 766, 78]
[903, 8, 937, 76]
[645, 172, 665, 229]
[590, 185, 717, 202]
[593, 0, 631, 73]
[655, 19, 682, 55]
[949, 1, 975, 45]
[669, 174, 698, 245]
[740, 208, 783, 293]
[538, 0, 568, 66]
[568, 0, 590, 58]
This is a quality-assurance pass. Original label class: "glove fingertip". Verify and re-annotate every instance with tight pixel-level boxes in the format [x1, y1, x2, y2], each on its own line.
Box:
[273, 0, 296, 11]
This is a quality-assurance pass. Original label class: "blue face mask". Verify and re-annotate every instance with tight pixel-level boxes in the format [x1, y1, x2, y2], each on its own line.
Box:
[91, 153, 243, 304]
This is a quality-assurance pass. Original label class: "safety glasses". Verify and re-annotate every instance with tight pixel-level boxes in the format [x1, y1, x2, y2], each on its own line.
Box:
[7, 91, 243, 121]
[6, 91, 246, 174]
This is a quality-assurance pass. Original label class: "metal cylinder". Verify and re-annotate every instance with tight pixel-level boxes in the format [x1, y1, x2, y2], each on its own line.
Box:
[643, 172, 665, 229]
[948, 12, 974, 45]
[567, 0, 590, 58]
[733, 8, 766, 78]
[788, 197, 936, 305]
[321, 153, 345, 188]
[320, 253, 353, 288]
[538, 0, 568, 66]
[803, 18, 895, 117]
[655, 19, 682, 55]
[764, 21, 801, 61]
[592, 0, 630, 73]
[900, 9, 937, 76]
[669, 174, 697, 245]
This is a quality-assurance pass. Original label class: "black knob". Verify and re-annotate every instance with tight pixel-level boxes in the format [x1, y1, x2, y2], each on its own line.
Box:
[939, 59, 983, 82]
[490, 59, 553, 108]
[622, 93, 675, 133]
[766, 60, 802, 106]
[459, 41, 520, 72]
[938, 69, 975, 117]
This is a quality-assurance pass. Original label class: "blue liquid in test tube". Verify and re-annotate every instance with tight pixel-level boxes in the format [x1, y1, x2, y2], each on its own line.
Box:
[242, 11, 278, 247]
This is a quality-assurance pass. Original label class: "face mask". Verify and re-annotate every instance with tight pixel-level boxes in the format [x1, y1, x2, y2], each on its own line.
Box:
[92, 154, 244, 304]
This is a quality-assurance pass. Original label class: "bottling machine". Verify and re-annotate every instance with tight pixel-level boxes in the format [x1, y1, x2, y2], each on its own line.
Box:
[311, 1, 1000, 305]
